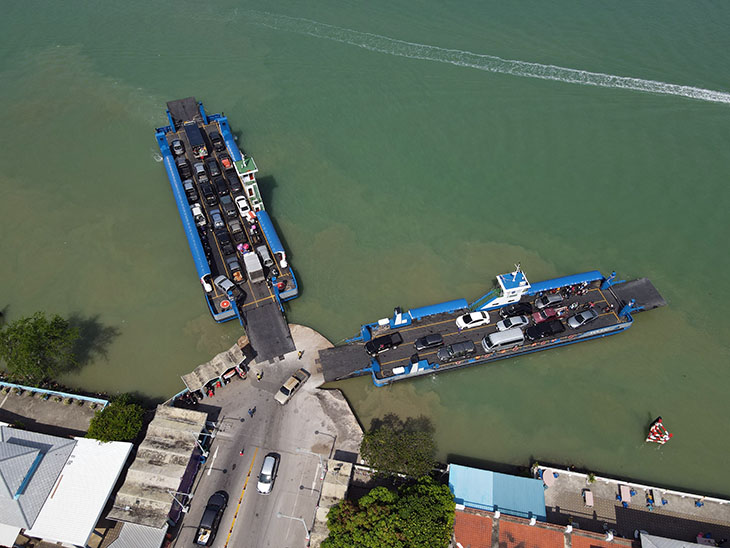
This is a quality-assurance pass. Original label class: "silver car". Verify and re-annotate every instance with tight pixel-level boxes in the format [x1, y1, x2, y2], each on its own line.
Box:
[535, 294, 563, 310]
[213, 275, 236, 294]
[567, 308, 599, 329]
[495, 315, 529, 332]
[257, 453, 280, 494]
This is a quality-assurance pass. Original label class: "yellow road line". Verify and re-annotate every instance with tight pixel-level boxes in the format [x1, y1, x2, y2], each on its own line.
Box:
[224, 447, 258, 548]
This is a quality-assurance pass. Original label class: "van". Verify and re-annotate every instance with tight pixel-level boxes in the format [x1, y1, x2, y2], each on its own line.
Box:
[436, 340, 476, 363]
[256, 245, 274, 268]
[481, 328, 525, 352]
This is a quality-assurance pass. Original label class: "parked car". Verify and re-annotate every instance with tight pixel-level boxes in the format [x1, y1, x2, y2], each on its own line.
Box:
[495, 315, 529, 332]
[209, 208, 225, 230]
[414, 333, 444, 351]
[567, 308, 599, 329]
[183, 179, 198, 204]
[535, 294, 563, 310]
[455, 311, 490, 330]
[213, 275, 236, 294]
[225, 256, 243, 282]
[532, 308, 558, 324]
[219, 153, 233, 170]
[206, 157, 221, 178]
[200, 182, 217, 206]
[220, 194, 237, 218]
[235, 195, 251, 217]
[194, 491, 228, 546]
[436, 340, 477, 362]
[209, 130, 225, 152]
[213, 176, 229, 197]
[194, 162, 208, 184]
[215, 230, 235, 256]
[226, 169, 243, 194]
[257, 453, 280, 494]
[499, 302, 533, 318]
[525, 319, 565, 341]
[190, 204, 206, 227]
[365, 332, 404, 356]
[228, 218, 244, 242]
[171, 139, 185, 156]
[176, 156, 192, 179]
[274, 368, 310, 405]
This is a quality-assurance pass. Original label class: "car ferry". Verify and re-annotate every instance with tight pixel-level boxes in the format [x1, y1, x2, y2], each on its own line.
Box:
[319, 266, 665, 386]
[155, 98, 298, 324]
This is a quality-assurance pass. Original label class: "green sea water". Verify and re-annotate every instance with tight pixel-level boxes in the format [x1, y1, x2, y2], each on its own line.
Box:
[1, 1, 729, 494]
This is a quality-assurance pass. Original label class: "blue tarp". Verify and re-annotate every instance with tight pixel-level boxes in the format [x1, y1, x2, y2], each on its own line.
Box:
[156, 132, 210, 279]
[409, 299, 468, 321]
[526, 270, 603, 295]
[256, 210, 284, 255]
[448, 464, 546, 521]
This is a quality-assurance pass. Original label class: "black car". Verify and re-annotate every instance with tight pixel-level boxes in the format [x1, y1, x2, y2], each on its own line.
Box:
[206, 157, 221, 178]
[195, 490, 228, 546]
[525, 319, 565, 341]
[220, 194, 237, 218]
[414, 333, 444, 351]
[365, 332, 403, 356]
[225, 169, 243, 194]
[200, 182, 217, 206]
[213, 176, 229, 197]
[215, 229, 235, 256]
[499, 302, 533, 318]
[436, 340, 476, 362]
[176, 156, 192, 179]
[209, 131, 225, 152]
[182, 179, 198, 204]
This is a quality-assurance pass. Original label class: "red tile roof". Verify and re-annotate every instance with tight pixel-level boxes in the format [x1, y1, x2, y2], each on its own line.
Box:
[454, 510, 492, 548]
[499, 519, 564, 548]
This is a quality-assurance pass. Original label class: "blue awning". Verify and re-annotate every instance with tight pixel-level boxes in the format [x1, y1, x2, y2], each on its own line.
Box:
[156, 132, 210, 279]
[409, 299, 469, 321]
[256, 210, 284, 255]
[526, 271, 603, 295]
[449, 464, 546, 521]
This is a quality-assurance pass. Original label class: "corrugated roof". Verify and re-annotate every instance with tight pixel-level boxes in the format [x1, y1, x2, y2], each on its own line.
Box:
[25, 438, 132, 546]
[181, 344, 245, 392]
[641, 533, 705, 548]
[107, 406, 208, 529]
[108, 521, 167, 548]
[449, 464, 546, 521]
[0, 442, 40, 499]
[0, 427, 76, 528]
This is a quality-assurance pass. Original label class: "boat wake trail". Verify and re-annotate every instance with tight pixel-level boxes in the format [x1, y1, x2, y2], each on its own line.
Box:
[246, 11, 730, 105]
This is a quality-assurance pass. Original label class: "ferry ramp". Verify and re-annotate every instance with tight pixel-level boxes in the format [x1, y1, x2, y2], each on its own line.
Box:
[243, 302, 295, 362]
[611, 277, 666, 312]
[319, 344, 370, 382]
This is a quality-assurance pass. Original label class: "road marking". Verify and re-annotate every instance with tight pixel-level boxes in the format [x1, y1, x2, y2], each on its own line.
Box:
[224, 447, 258, 548]
[207, 446, 219, 476]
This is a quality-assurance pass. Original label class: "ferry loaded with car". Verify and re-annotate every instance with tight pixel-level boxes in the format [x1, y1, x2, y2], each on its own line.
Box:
[156, 98, 298, 325]
[319, 266, 665, 386]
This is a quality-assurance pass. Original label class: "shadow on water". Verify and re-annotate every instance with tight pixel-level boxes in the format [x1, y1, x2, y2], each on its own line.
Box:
[67, 312, 122, 366]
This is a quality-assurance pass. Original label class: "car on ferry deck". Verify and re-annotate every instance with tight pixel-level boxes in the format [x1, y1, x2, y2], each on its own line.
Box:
[414, 333, 444, 351]
[190, 204, 206, 227]
[220, 195, 237, 218]
[499, 302, 533, 318]
[219, 153, 233, 170]
[455, 311, 490, 330]
[171, 139, 185, 156]
[214, 275, 236, 294]
[532, 308, 558, 324]
[526, 319, 565, 341]
[235, 196, 251, 217]
[567, 308, 599, 329]
[176, 156, 192, 179]
[437, 340, 476, 362]
[194, 162, 208, 184]
[206, 157, 221, 178]
[209, 209, 224, 230]
[495, 315, 529, 332]
[209, 130, 225, 152]
[215, 230, 235, 256]
[183, 179, 198, 204]
[535, 294, 563, 310]
[365, 332, 403, 356]
[213, 176, 229, 197]
[200, 182, 217, 206]
[226, 169, 243, 194]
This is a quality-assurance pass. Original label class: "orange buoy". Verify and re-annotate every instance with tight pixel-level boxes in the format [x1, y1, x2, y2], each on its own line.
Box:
[221, 300, 231, 309]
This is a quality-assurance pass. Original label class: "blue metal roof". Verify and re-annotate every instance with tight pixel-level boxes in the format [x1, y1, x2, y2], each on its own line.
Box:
[156, 132, 210, 279]
[216, 116, 242, 161]
[409, 299, 469, 321]
[448, 464, 546, 521]
[526, 271, 603, 295]
[256, 210, 284, 255]
[498, 270, 529, 291]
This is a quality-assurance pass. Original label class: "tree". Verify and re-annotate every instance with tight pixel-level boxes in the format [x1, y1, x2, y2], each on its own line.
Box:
[86, 394, 144, 442]
[0, 312, 80, 384]
[360, 413, 436, 478]
[323, 478, 455, 548]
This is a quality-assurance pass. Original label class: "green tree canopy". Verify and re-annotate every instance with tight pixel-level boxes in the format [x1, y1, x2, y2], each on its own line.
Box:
[86, 394, 144, 442]
[323, 478, 455, 548]
[0, 312, 80, 384]
[360, 413, 436, 478]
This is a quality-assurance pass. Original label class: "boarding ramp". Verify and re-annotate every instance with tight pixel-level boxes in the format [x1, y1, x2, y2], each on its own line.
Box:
[319, 345, 372, 383]
[611, 278, 666, 312]
[244, 302, 295, 362]
[167, 97, 202, 129]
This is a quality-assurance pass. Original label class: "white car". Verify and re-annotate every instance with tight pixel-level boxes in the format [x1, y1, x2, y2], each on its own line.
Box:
[274, 368, 310, 405]
[235, 196, 251, 217]
[495, 315, 530, 332]
[190, 204, 206, 227]
[455, 311, 490, 330]
[256, 453, 280, 495]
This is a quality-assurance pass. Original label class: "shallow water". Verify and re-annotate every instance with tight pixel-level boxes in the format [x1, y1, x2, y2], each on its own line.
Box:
[1, 1, 729, 494]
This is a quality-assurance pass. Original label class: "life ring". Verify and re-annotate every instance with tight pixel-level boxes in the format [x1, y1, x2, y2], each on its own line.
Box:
[221, 300, 231, 309]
